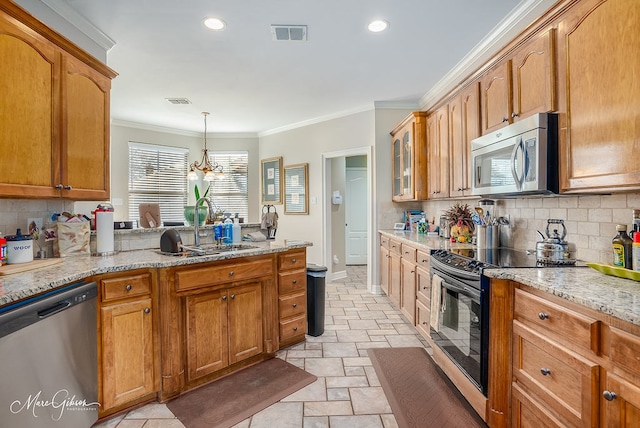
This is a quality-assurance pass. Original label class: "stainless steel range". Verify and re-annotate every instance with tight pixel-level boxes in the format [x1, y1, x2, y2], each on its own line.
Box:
[429, 247, 560, 396]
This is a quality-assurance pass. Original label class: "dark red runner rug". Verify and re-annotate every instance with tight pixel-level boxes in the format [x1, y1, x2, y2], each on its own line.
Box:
[368, 347, 487, 428]
[166, 357, 316, 428]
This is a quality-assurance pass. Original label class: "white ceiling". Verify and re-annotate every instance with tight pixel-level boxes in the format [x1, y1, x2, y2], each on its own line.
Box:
[55, 0, 552, 135]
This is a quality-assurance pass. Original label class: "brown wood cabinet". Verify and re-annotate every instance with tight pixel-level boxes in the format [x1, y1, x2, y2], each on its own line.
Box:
[391, 112, 428, 201]
[0, 1, 116, 199]
[449, 82, 480, 198]
[400, 244, 417, 321]
[427, 106, 450, 199]
[388, 239, 401, 308]
[379, 236, 390, 296]
[97, 271, 158, 417]
[278, 249, 307, 347]
[414, 250, 431, 339]
[556, 0, 640, 193]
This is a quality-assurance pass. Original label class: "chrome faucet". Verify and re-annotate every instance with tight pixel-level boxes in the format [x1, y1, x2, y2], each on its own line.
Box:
[194, 197, 214, 246]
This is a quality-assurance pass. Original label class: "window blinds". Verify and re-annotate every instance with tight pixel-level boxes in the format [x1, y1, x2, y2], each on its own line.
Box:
[208, 152, 248, 220]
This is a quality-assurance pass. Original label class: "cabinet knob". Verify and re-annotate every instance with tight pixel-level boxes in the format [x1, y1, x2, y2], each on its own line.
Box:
[538, 312, 549, 320]
[540, 368, 551, 376]
[55, 184, 63, 190]
[230, 294, 235, 299]
[293, 327, 298, 332]
[229, 271, 234, 276]
[512, 112, 519, 118]
[457, 187, 463, 191]
[125, 284, 132, 291]
[422, 321, 428, 325]
[144, 307, 150, 314]
[423, 286, 428, 290]
[502, 117, 509, 123]
[422, 259, 427, 263]
[222, 295, 227, 301]
[292, 279, 297, 284]
[292, 303, 297, 308]
[64, 185, 72, 190]
[410, 270, 415, 274]
[291, 258, 297, 263]
[603, 390, 618, 401]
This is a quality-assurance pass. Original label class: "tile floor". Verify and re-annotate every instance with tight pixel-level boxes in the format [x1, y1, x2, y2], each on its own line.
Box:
[94, 265, 432, 428]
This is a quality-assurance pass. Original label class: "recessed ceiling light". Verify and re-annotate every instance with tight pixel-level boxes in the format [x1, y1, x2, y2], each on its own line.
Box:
[368, 20, 389, 33]
[204, 17, 226, 30]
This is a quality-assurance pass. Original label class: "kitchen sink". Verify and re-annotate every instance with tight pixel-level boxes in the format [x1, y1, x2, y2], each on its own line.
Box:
[157, 243, 259, 257]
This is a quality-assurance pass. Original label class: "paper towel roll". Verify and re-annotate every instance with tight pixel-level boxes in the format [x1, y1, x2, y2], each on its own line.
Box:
[96, 211, 114, 254]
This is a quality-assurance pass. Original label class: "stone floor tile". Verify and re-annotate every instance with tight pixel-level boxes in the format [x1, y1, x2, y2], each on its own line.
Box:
[364, 366, 381, 387]
[111, 420, 145, 428]
[366, 303, 395, 311]
[305, 357, 344, 377]
[381, 414, 400, 428]
[350, 387, 392, 415]
[141, 420, 186, 428]
[281, 377, 327, 402]
[394, 323, 419, 335]
[248, 402, 303, 428]
[336, 330, 371, 343]
[303, 416, 329, 428]
[327, 387, 350, 401]
[92, 413, 125, 428]
[330, 300, 355, 308]
[322, 342, 359, 357]
[329, 415, 384, 428]
[287, 349, 324, 358]
[344, 366, 366, 376]
[356, 341, 390, 350]
[325, 307, 346, 316]
[304, 401, 353, 416]
[386, 334, 425, 348]
[325, 376, 370, 388]
[343, 356, 371, 367]
[333, 318, 350, 325]
[124, 403, 175, 419]
[284, 357, 305, 368]
[347, 319, 380, 330]
[370, 336, 389, 342]
[358, 310, 388, 320]
[367, 329, 398, 336]
[305, 342, 323, 350]
[230, 419, 251, 428]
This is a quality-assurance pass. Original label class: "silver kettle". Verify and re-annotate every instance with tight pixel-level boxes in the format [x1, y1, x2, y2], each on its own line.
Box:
[536, 219, 570, 264]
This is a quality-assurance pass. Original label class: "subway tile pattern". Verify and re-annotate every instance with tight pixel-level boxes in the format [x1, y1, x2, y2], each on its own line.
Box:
[94, 265, 431, 428]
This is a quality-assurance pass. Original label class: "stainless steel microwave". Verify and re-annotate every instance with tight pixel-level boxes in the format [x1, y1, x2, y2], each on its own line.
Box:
[471, 113, 558, 197]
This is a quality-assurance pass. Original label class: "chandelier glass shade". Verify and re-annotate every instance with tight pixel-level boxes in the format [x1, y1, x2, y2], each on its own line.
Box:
[188, 112, 224, 181]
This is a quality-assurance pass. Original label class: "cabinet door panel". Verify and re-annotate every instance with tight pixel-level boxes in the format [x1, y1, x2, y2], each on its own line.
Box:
[400, 258, 416, 322]
[602, 371, 640, 427]
[0, 16, 59, 197]
[481, 61, 512, 134]
[388, 252, 401, 307]
[101, 298, 154, 410]
[428, 105, 449, 199]
[228, 282, 263, 364]
[185, 290, 228, 381]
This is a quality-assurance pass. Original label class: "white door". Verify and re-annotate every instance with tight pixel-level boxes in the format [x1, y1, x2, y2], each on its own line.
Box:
[345, 168, 367, 265]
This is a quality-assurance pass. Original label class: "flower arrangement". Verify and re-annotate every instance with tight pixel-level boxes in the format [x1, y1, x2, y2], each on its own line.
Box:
[443, 202, 474, 243]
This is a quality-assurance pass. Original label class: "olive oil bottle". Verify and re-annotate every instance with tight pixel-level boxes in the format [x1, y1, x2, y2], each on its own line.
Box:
[613, 224, 633, 269]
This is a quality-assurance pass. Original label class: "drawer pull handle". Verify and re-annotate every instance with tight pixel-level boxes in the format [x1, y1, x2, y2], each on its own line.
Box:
[540, 368, 551, 376]
[292, 258, 297, 263]
[144, 307, 150, 314]
[222, 295, 227, 301]
[231, 294, 235, 299]
[125, 284, 132, 291]
[229, 271, 235, 276]
[422, 321, 428, 325]
[410, 270, 415, 274]
[293, 327, 298, 331]
[293, 279, 297, 284]
[603, 390, 618, 401]
[292, 303, 297, 308]
[538, 312, 549, 320]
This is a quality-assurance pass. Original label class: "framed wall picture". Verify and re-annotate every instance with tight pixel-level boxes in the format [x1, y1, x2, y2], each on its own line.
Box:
[261, 156, 283, 205]
[284, 163, 308, 214]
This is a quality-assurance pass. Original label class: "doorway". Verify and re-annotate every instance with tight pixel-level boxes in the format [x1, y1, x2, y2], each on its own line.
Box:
[345, 166, 367, 265]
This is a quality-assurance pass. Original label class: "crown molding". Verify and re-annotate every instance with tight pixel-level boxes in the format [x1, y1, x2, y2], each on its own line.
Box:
[111, 119, 258, 139]
[40, 0, 115, 51]
[419, 0, 558, 110]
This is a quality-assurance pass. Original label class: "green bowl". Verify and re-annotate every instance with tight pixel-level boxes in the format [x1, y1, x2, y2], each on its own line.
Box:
[184, 205, 208, 226]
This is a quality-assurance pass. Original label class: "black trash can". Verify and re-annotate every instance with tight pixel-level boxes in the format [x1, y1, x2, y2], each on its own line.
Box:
[306, 263, 327, 337]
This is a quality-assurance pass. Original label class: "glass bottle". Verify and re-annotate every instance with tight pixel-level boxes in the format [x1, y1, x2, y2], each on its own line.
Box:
[612, 224, 633, 269]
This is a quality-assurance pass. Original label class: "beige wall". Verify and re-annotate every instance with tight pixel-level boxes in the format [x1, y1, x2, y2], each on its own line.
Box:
[330, 157, 346, 273]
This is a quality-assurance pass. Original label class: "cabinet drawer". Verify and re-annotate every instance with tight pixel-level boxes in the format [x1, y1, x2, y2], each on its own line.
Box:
[513, 321, 599, 427]
[415, 299, 431, 341]
[101, 273, 151, 302]
[514, 288, 600, 353]
[278, 270, 306, 294]
[278, 250, 306, 271]
[176, 258, 273, 292]
[609, 327, 640, 378]
[416, 249, 431, 270]
[279, 292, 306, 319]
[401, 244, 416, 262]
[512, 382, 566, 428]
[389, 239, 401, 255]
[280, 314, 306, 341]
[416, 266, 430, 305]
[380, 235, 390, 249]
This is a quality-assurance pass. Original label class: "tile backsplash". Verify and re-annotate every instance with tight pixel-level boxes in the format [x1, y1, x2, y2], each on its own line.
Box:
[0, 199, 75, 237]
[422, 192, 640, 264]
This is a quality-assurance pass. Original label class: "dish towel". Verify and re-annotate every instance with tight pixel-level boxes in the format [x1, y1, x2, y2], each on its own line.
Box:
[430, 274, 443, 332]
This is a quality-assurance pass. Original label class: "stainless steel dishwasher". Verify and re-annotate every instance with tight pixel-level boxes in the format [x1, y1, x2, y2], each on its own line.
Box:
[0, 281, 99, 428]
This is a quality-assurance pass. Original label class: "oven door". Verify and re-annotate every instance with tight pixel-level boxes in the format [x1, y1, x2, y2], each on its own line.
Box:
[430, 271, 483, 393]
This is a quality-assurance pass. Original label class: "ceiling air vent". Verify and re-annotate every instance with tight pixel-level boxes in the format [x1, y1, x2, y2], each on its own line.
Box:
[271, 25, 307, 41]
[165, 98, 192, 105]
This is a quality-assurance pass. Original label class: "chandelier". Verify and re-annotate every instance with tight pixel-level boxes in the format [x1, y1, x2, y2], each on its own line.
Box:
[187, 112, 224, 181]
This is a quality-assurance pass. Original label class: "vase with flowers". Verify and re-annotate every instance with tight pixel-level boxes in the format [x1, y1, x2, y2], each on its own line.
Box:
[184, 184, 209, 226]
[442, 202, 474, 243]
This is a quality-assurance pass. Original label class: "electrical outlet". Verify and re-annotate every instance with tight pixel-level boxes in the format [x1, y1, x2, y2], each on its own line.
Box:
[27, 218, 43, 232]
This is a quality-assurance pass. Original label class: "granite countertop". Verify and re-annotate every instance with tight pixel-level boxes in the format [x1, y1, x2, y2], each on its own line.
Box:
[379, 229, 640, 328]
[0, 239, 311, 307]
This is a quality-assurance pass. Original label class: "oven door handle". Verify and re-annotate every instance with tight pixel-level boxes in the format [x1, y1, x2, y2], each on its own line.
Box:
[440, 279, 481, 301]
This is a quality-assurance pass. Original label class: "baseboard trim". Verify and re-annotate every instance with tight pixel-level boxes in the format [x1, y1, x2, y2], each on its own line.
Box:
[330, 270, 347, 282]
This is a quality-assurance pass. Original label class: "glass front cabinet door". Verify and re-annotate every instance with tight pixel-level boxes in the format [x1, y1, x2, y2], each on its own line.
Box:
[390, 112, 428, 201]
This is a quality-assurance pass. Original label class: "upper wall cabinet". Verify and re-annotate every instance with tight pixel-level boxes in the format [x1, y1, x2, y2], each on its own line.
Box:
[481, 29, 556, 135]
[427, 105, 449, 199]
[391, 112, 428, 201]
[0, 2, 116, 200]
[556, 0, 640, 193]
[449, 82, 480, 198]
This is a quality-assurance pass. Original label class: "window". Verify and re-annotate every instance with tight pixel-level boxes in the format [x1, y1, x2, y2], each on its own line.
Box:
[208, 152, 248, 220]
[128, 142, 188, 222]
